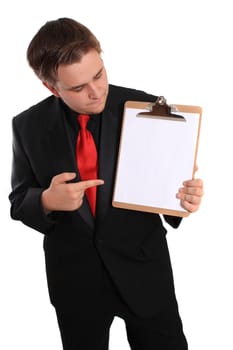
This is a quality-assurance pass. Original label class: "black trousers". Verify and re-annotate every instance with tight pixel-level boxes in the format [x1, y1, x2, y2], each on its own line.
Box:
[55, 268, 188, 350]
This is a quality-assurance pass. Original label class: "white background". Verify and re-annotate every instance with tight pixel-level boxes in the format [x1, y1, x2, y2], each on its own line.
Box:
[1, 0, 232, 349]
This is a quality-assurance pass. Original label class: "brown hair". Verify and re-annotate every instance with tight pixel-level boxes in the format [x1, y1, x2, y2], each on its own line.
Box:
[27, 18, 102, 84]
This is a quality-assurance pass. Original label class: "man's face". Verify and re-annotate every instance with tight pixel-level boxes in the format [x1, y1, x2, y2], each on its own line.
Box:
[46, 49, 109, 115]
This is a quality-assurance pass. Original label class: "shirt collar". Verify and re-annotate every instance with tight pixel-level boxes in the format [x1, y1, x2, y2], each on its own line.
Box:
[59, 99, 101, 132]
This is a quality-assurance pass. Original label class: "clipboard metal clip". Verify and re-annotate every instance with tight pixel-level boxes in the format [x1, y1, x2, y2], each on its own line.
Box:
[137, 96, 186, 121]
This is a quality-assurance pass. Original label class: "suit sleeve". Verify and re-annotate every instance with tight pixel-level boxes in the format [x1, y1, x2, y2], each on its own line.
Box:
[163, 215, 182, 228]
[8, 119, 55, 235]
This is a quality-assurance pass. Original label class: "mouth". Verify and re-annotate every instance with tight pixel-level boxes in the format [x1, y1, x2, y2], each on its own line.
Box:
[88, 95, 106, 107]
[90, 99, 103, 105]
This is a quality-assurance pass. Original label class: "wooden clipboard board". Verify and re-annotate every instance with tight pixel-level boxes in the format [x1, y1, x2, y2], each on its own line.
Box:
[112, 97, 202, 217]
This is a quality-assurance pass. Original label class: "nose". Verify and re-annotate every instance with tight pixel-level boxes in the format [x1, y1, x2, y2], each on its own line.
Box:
[87, 82, 101, 99]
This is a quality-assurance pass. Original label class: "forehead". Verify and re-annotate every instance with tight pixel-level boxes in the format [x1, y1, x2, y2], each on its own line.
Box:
[56, 50, 103, 87]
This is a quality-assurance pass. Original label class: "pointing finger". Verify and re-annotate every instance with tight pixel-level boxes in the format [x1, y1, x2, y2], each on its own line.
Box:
[76, 179, 104, 190]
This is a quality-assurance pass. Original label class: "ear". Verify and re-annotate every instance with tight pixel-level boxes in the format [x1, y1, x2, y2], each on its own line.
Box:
[42, 81, 60, 97]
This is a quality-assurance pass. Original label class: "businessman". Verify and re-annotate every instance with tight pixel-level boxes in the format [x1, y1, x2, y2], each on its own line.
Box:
[9, 18, 204, 350]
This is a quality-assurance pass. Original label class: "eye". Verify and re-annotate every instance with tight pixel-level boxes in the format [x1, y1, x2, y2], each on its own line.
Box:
[72, 86, 84, 93]
[94, 70, 103, 80]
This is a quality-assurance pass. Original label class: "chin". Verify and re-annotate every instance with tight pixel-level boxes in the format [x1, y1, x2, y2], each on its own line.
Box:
[90, 100, 107, 114]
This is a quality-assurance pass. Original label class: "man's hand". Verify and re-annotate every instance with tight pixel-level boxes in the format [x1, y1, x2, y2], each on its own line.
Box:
[41, 172, 104, 212]
[176, 178, 204, 213]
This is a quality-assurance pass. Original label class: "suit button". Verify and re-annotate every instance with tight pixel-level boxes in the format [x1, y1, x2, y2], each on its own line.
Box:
[97, 239, 104, 245]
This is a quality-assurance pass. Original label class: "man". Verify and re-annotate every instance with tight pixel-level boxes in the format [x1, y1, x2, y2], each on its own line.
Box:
[9, 17, 204, 350]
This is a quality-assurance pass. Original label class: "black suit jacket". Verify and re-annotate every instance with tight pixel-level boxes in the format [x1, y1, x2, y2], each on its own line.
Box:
[9, 84, 182, 318]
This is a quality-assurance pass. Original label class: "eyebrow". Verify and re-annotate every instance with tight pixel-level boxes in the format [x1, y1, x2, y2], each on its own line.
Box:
[68, 66, 104, 91]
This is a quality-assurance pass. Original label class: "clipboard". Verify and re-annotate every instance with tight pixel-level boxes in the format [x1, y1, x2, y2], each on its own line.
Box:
[112, 97, 202, 217]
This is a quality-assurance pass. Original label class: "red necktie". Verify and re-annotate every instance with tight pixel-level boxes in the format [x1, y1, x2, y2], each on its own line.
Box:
[77, 114, 98, 216]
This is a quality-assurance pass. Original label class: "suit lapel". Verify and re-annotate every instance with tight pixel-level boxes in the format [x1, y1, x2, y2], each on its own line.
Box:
[45, 99, 95, 230]
[96, 107, 122, 221]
